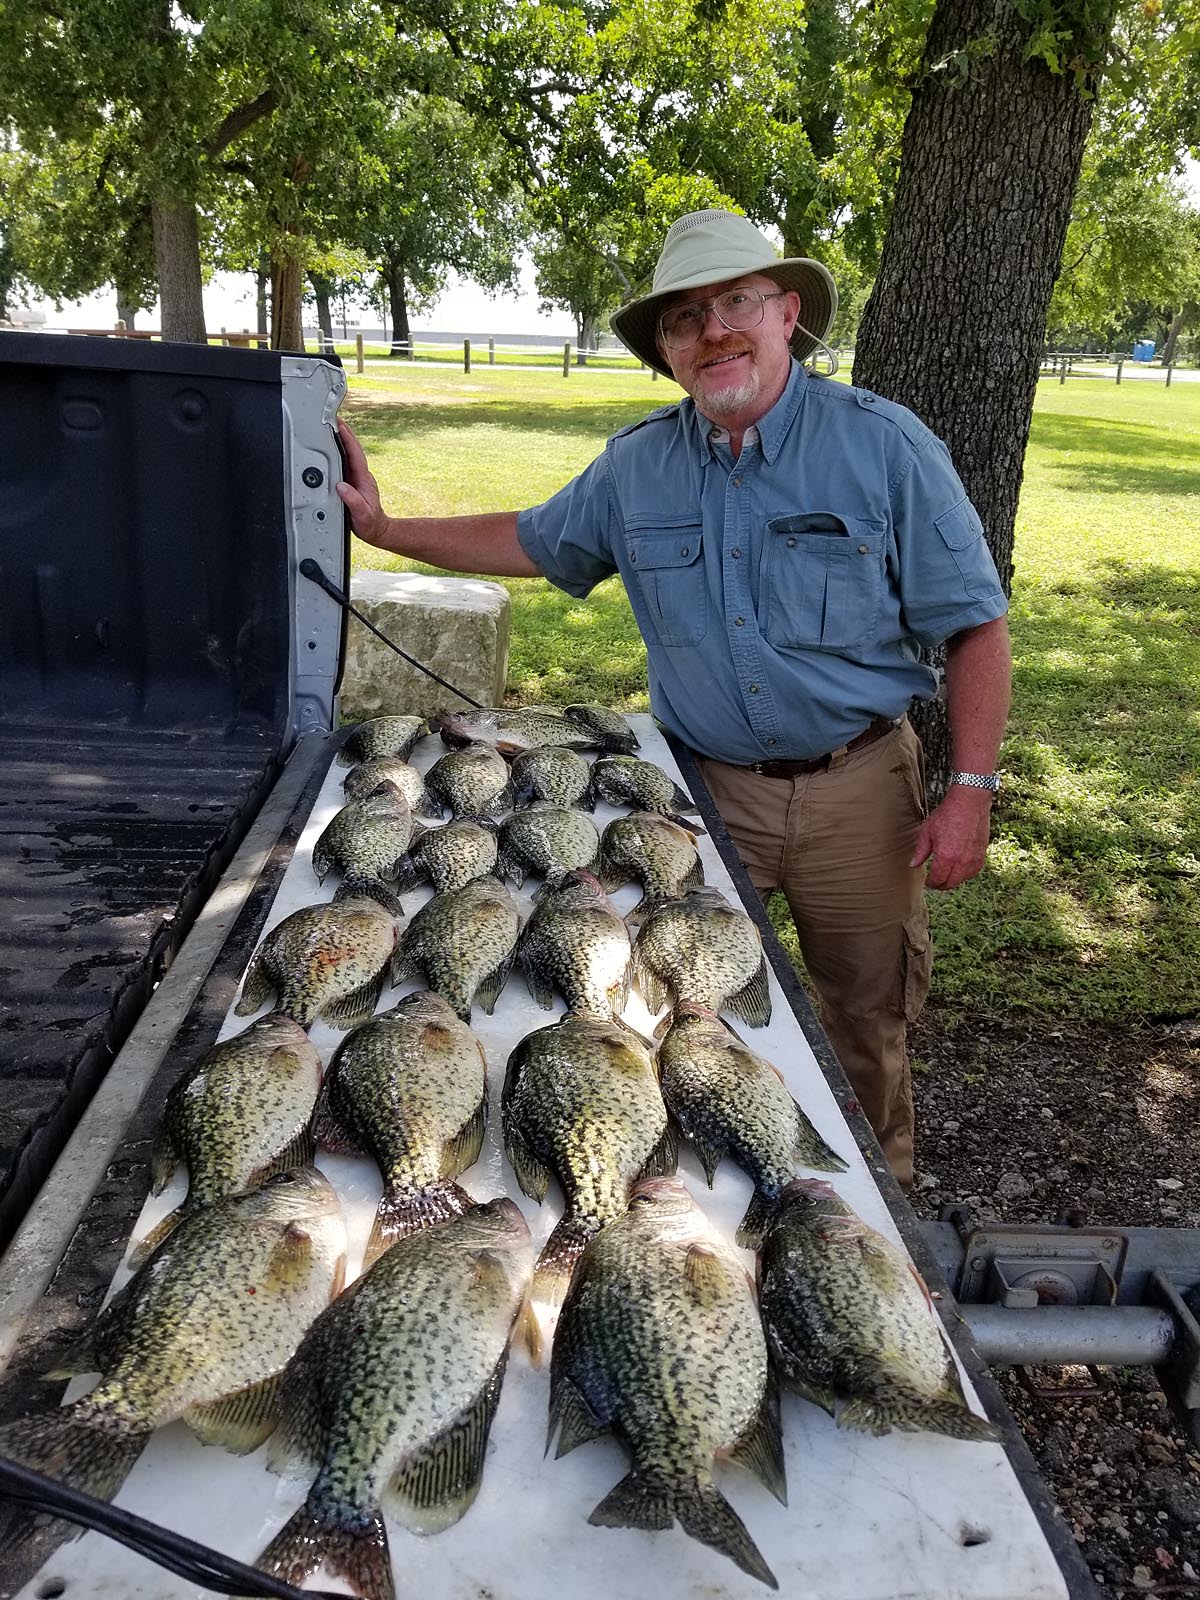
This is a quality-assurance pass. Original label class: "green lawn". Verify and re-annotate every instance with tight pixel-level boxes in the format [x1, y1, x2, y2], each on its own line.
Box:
[343, 367, 1200, 1024]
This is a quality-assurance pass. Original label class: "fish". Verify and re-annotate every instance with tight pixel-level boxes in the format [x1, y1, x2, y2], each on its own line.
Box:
[586, 755, 704, 830]
[656, 1005, 846, 1247]
[314, 991, 488, 1267]
[435, 706, 601, 755]
[562, 703, 640, 754]
[550, 1176, 783, 1588]
[391, 874, 520, 1021]
[757, 1180, 1001, 1443]
[514, 870, 632, 1018]
[510, 744, 594, 809]
[423, 740, 514, 820]
[234, 890, 401, 1031]
[311, 782, 421, 902]
[343, 756, 433, 814]
[255, 1199, 531, 1600]
[128, 1014, 323, 1267]
[496, 804, 601, 889]
[597, 812, 705, 920]
[0, 1170, 346, 1558]
[336, 715, 429, 767]
[393, 817, 499, 895]
[502, 1014, 674, 1341]
[633, 887, 772, 1027]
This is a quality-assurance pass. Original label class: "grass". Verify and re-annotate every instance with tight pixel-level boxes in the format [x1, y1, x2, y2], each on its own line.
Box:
[343, 366, 1200, 1024]
[325, 340, 647, 372]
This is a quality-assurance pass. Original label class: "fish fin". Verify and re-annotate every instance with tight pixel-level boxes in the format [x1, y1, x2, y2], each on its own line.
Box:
[364, 1181, 474, 1269]
[547, 1374, 607, 1458]
[384, 1352, 508, 1534]
[475, 951, 514, 1016]
[415, 791, 444, 819]
[530, 1217, 593, 1322]
[634, 960, 668, 1017]
[666, 811, 707, 834]
[310, 836, 333, 883]
[234, 946, 274, 1016]
[588, 1468, 672, 1532]
[341, 877, 406, 920]
[496, 847, 526, 888]
[0, 1408, 146, 1510]
[503, 1126, 551, 1204]
[247, 1124, 316, 1187]
[793, 1103, 849, 1174]
[518, 1295, 545, 1365]
[183, 1373, 281, 1454]
[728, 1372, 787, 1505]
[681, 856, 706, 891]
[734, 1189, 779, 1251]
[683, 1243, 728, 1306]
[836, 1366, 1002, 1442]
[670, 782, 698, 811]
[727, 957, 772, 1028]
[322, 969, 385, 1030]
[149, 1125, 179, 1195]
[125, 1206, 186, 1270]
[442, 1096, 488, 1177]
[520, 956, 556, 1010]
[908, 1258, 935, 1311]
[311, 1075, 366, 1156]
[266, 1340, 329, 1478]
[256, 1500, 394, 1600]
[265, 1220, 315, 1288]
[390, 938, 419, 988]
[669, 1474, 779, 1590]
[638, 1122, 679, 1180]
[392, 849, 427, 893]
[681, 1122, 723, 1188]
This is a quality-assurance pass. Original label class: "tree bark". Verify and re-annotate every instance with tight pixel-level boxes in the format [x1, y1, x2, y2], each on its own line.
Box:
[852, 0, 1112, 789]
[271, 251, 305, 352]
[151, 198, 207, 343]
[1161, 308, 1185, 366]
[385, 257, 412, 358]
[310, 273, 335, 353]
[575, 309, 598, 366]
[256, 258, 269, 340]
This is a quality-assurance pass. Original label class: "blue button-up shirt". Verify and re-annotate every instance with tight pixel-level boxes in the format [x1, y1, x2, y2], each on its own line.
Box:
[516, 361, 1008, 763]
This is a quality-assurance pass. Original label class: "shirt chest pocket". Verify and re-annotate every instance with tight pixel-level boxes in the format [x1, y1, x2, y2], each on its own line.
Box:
[762, 512, 886, 651]
[625, 519, 707, 647]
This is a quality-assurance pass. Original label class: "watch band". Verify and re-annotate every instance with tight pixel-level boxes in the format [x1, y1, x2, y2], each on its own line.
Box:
[949, 771, 1001, 795]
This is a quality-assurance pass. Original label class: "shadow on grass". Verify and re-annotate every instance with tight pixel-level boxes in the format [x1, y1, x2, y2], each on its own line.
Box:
[1031, 414, 1200, 497]
[344, 394, 665, 444]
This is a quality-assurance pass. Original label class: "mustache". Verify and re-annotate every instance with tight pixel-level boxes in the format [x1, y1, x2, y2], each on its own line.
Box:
[691, 341, 751, 378]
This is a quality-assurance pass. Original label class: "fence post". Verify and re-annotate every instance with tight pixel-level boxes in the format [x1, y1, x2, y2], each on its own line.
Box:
[651, 367, 658, 381]
[355, 333, 364, 374]
[114, 320, 127, 337]
[1116, 357, 1123, 386]
[562, 341, 571, 377]
[1166, 361, 1174, 388]
[221, 325, 230, 347]
[1059, 358, 1067, 385]
[464, 338, 472, 374]
[488, 337, 495, 366]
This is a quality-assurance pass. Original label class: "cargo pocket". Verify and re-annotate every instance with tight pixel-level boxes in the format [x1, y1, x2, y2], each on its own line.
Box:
[762, 513, 885, 650]
[933, 497, 990, 599]
[901, 914, 932, 1023]
[625, 520, 706, 647]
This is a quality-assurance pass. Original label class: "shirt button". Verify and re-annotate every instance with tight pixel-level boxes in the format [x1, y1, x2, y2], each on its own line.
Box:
[767, 737, 777, 746]
[731, 548, 742, 559]
[630, 552, 637, 564]
[749, 683, 759, 694]
[786, 537, 796, 548]
[734, 616, 744, 627]
[731, 476, 741, 487]
[680, 546, 689, 556]
[858, 544, 869, 554]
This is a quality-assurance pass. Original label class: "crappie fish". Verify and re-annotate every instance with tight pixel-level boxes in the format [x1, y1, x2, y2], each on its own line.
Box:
[550, 1176, 783, 1588]
[587, 755, 704, 830]
[337, 715, 428, 767]
[656, 1006, 845, 1248]
[129, 1014, 323, 1267]
[502, 1014, 674, 1339]
[598, 811, 704, 920]
[633, 887, 771, 1027]
[510, 744, 594, 809]
[435, 706, 600, 755]
[255, 1200, 531, 1600]
[0, 1170, 346, 1555]
[394, 817, 499, 895]
[497, 803, 600, 889]
[563, 703, 640, 754]
[312, 782, 420, 902]
[758, 1181, 1000, 1442]
[315, 991, 488, 1267]
[343, 756, 432, 814]
[235, 891, 400, 1030]
[424, 739, 513, 820]
[392, 874, 520, 1021]
[515, 870, 631, 1018]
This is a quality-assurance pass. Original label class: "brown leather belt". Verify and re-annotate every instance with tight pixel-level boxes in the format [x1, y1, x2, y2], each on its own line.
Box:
[739, 716, 900, 779]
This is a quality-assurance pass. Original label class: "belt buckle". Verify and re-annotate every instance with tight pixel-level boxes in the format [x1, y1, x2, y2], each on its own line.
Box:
[751, 762, 765, 775]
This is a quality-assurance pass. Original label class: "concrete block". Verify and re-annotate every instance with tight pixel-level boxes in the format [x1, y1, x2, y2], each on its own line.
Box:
[341, 569, 510, 721]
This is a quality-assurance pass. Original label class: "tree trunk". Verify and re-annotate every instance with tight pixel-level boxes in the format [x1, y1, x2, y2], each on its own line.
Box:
[575, 309, 597, 366]
[852, 0, 1111, 790]
[256, 258, 269, 340]
[386, 258, 412, 358]
[151, 198, 207, 343]
[1161, 308, 1185, 367]
[271, 250, 305, 352]
[115, 284, 141, 330]
[310, 273, 334, 353]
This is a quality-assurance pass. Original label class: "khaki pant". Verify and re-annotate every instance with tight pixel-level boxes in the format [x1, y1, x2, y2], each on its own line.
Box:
[697, 719, 931, 1189]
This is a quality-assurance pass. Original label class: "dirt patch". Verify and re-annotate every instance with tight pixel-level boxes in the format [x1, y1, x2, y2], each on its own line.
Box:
[911, 1012, 1200, 1595]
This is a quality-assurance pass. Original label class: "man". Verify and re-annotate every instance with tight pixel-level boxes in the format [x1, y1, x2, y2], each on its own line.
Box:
[336, 209, 1011, 1189]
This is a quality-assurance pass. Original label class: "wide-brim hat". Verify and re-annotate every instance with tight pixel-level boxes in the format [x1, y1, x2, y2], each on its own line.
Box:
[610, 209, 838, 379]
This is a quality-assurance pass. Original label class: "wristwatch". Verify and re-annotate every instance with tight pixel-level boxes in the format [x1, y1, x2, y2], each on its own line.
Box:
[949, 771, 1001, 796]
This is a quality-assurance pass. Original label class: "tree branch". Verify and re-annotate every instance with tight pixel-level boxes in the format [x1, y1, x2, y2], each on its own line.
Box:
[206, 90, 278, 156]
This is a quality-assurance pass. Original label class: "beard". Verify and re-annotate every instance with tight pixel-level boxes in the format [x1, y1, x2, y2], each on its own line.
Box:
[691, 348, 761, 417]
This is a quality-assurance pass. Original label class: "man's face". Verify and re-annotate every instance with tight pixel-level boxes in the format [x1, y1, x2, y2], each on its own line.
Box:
[656, 273, 801, 427]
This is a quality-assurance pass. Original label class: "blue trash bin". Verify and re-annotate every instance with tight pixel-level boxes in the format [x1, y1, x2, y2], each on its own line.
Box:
[1133, 340, 1156, 362]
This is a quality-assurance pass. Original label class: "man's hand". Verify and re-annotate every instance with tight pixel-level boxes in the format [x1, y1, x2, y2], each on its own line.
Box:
[335, 420, 391, 548]
[909, 785, 994, 890]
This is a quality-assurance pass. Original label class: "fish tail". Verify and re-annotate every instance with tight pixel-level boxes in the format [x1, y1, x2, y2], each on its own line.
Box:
[530, 1216, 594, 1324]
[589, 1470, 777, 1590]
[835, 1391, 1002, 1443]
[0, 1409, 147, 1551]
[734, 1188, 778, 1251]
[363, 1180, 473, 1268]
[257, 1496, 394, 1600]
[125, 1203, 188, 1268]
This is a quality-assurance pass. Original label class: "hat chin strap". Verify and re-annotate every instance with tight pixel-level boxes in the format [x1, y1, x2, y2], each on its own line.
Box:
[794, 317, 840, 378]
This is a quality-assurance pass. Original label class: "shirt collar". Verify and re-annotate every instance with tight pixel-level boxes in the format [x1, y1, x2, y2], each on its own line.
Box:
[690, 359, 809, 466]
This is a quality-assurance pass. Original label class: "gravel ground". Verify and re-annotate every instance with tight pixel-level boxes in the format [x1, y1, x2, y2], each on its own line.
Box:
[910, 1012, 1200, 1597]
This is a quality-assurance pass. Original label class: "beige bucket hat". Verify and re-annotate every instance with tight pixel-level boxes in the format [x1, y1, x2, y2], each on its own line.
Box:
[609, 209, 838, 379]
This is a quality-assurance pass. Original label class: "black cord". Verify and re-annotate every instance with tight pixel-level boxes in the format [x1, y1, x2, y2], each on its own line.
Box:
[299, 557, 485, 709]
[0, 1456, 345, 1600]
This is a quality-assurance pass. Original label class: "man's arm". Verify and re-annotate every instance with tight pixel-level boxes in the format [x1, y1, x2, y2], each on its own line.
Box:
[334, 419, 542, 578]
[909, 615, 1012, 891]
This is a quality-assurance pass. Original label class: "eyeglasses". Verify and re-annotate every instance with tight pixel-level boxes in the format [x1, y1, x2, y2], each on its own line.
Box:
[658, 288, 787, 349]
